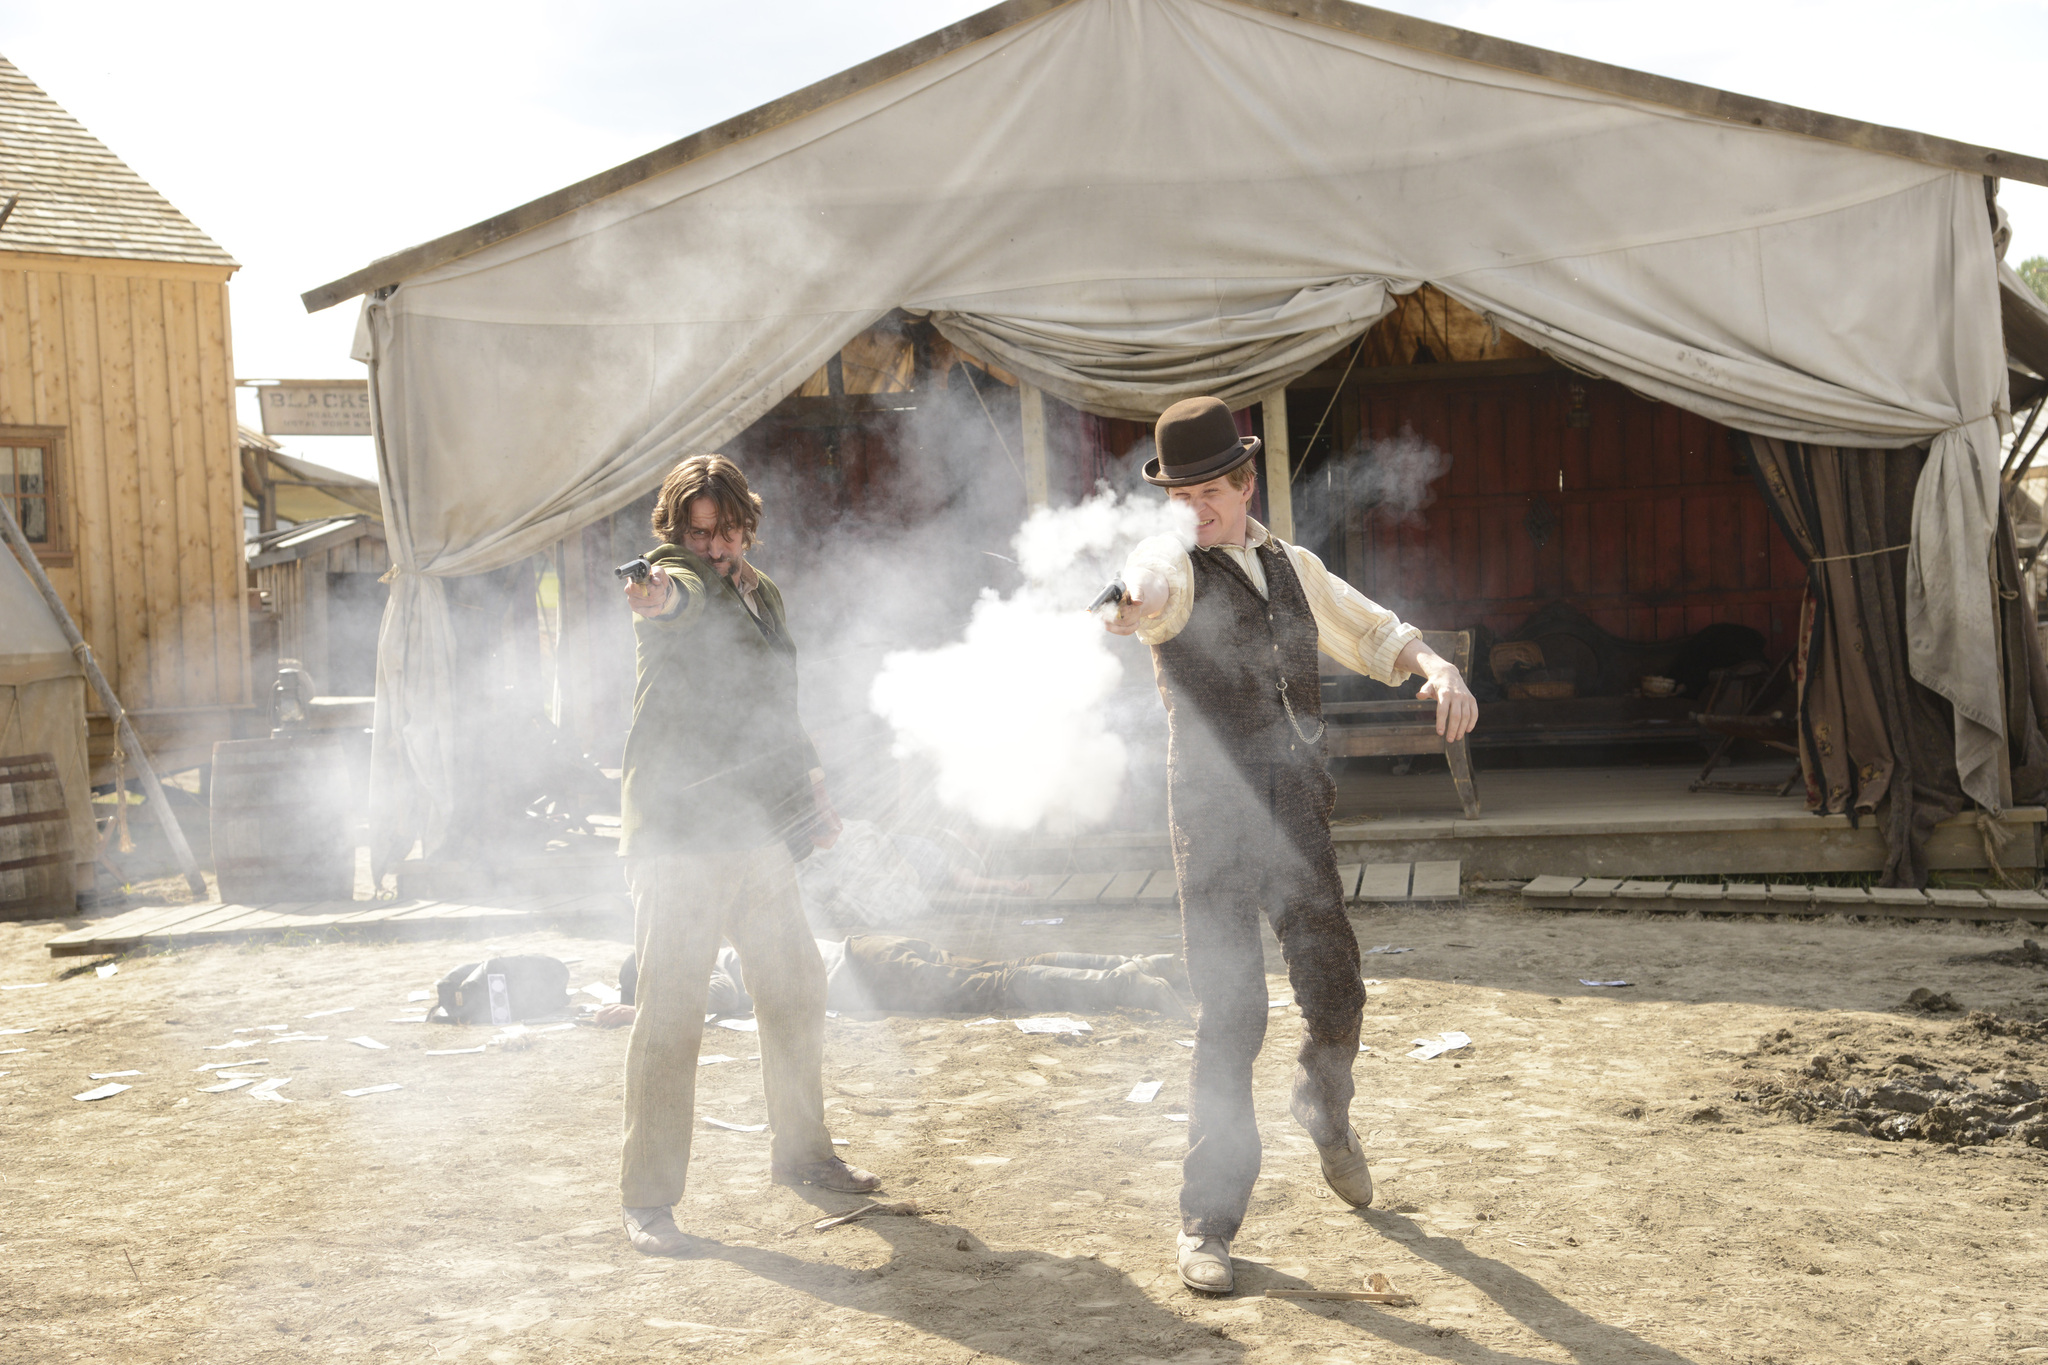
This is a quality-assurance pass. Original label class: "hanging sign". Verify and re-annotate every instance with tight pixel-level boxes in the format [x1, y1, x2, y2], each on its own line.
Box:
[253, 380, 372, 436]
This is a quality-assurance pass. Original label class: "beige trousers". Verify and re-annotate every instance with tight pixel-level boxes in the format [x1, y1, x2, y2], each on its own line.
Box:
[621, 845, 834, 1209]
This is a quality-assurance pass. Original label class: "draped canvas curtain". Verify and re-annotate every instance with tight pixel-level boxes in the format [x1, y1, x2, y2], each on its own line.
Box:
[357, 0, 2013, 861]
[1749, 438, 2048, 884]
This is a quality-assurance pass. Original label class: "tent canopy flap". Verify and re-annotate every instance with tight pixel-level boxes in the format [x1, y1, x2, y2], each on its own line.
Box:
[349, 0, 2024, 854]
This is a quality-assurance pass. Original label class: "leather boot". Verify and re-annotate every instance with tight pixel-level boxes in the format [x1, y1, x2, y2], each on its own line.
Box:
[1315, 1126, 1374, 1207]
[771, 1157, 882, 1193]
[621, 1206, 710, 1257]
[1175, 1232, 1234, 1294]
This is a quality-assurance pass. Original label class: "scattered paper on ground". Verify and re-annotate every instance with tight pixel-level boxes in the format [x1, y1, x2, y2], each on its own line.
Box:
[1021, 918, 1064, 926]
[347, 1036, 389, 1050]
[74, 1083, 129, 1101]
[199, 1077, 255, 1093]
[343, 1083, 403, 1098]
[1580, 979, 1633, 987]
[1126, 1080, 1162, 1103]
[95, 963, 118, 978]
[1406, 1031, 1472, 1060]
[88, 1070, 141, 1079]
[1015, 1017, 1091, 1035]
[716, 1018, 758, 1033]
[425, 1046, 487, 1056]
[195, 1058, 267, 1071]
[407, 990, 432, 1002]
[1363, 946, 1413, 955]
[304, 1007, 354, 1019]
[2, 982, 48, 990]
[703, 1117, 768, 1133]
[698, 1054, 736, 1066]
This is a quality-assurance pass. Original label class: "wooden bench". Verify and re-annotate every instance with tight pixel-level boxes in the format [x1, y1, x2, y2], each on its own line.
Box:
[1321, 629, 1480, 818]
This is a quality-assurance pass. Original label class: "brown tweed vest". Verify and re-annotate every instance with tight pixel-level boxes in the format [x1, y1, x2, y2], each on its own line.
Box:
[1152, 540, 1335, 858]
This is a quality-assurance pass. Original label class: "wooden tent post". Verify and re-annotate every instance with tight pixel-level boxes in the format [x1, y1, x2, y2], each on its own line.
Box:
[1019, 383, 1050, 509]
[1259, 386, 1293, 540]
[0, 501, 208, 899]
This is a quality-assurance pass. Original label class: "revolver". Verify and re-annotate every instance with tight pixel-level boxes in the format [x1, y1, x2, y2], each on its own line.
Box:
[614, 557, 654, 585]
[1086, 578, 1126, 614]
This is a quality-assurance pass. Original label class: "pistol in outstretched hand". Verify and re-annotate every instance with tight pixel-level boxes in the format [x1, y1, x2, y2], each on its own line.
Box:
[614, 557, 653, 585]
[1087, 578, 1126, 614]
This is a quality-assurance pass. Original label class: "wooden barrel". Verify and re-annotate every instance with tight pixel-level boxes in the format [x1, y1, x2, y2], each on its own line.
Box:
[0, 752, 75, 920]
[210, 735, 354, 904]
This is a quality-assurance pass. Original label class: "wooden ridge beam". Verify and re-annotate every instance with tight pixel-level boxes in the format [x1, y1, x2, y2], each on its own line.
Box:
[305, 0, 2048, 315]
[1249, 0, 2048, 187]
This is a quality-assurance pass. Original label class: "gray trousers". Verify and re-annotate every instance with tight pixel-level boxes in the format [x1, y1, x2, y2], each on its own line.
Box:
[621, 847, 836, 1208]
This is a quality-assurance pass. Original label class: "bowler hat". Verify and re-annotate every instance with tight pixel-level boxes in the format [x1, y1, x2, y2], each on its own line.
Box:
[1143, 396, 1262, 487]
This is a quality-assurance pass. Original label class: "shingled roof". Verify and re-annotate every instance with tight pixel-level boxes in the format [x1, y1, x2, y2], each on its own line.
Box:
[0, 52, 235, 268]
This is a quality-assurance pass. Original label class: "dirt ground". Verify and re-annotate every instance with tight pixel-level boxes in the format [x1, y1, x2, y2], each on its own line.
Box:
[3, 898, 2046, 1365]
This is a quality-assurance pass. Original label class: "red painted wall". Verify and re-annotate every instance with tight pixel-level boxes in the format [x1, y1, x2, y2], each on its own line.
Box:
[1295, 368, 1806, 656]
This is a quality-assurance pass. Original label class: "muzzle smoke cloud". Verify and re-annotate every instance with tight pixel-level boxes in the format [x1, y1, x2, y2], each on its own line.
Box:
[1352, 427, 1451, 525]
[868, 489, 1193, 832]
[1294, 424, 1450, 549]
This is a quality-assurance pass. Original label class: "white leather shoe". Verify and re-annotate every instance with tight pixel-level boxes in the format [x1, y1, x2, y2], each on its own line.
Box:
[1315, 1126, 1374, 1208]
[1176, 1232, 1234, 1294]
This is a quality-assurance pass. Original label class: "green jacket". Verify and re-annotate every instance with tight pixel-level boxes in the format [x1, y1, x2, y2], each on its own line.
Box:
[619, 544, 820, 858]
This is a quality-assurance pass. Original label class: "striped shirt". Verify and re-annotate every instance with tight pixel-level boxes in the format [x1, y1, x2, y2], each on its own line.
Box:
[1124, 518, 1419, 685]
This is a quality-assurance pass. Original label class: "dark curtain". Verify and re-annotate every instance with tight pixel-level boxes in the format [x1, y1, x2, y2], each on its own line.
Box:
[1748, 437, 2048, 886]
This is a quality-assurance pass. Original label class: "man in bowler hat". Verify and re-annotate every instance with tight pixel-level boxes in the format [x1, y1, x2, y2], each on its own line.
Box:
[1106, 396, 1476, 1294]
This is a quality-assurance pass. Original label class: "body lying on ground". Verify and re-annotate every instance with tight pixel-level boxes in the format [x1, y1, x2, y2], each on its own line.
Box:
[596, 935, 1188, 1025]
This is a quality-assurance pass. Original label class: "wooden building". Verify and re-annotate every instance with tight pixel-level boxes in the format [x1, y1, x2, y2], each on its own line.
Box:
[247, 515, 389, 699]
[0, 53, 249, 778]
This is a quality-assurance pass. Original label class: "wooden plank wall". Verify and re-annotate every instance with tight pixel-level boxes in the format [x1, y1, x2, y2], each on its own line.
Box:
[0, 251, 248, 722]
[1296, 369, 1806, 658]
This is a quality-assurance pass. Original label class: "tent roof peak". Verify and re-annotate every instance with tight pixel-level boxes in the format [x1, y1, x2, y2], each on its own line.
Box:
[302, 0, 2048, 314]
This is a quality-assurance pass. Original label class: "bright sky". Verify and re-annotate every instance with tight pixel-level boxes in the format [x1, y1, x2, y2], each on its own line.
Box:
[3, 0, 2044, 483]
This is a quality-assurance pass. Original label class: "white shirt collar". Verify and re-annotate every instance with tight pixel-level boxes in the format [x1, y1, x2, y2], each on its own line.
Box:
[1205, 517, 1272, 553]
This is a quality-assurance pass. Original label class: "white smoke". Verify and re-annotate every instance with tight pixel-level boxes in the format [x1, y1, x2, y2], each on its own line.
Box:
[869, 488, 1193, 832]
[1351, 427, 1450, 526]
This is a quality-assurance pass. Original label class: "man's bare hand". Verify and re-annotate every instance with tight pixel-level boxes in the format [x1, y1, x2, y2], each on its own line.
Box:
[1417, 661, 1478, 743]
[624, 565, 673, 618]
[1103, 568, 1168, 637]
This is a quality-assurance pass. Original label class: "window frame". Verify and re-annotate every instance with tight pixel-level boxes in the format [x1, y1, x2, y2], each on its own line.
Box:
[0, 425, 69, 564]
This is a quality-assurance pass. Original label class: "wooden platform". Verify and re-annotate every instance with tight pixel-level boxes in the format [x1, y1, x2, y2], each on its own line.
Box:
[933, 859, 1463, 912]
[987, 764, 2045, 881]
[44, 891, 629, 958]
[1522, 875, 2048, 924]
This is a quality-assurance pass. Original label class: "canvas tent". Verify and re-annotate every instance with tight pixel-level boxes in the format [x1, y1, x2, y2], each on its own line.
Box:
[1, 543, 94, 892]
[308, 0, 2048, 878]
